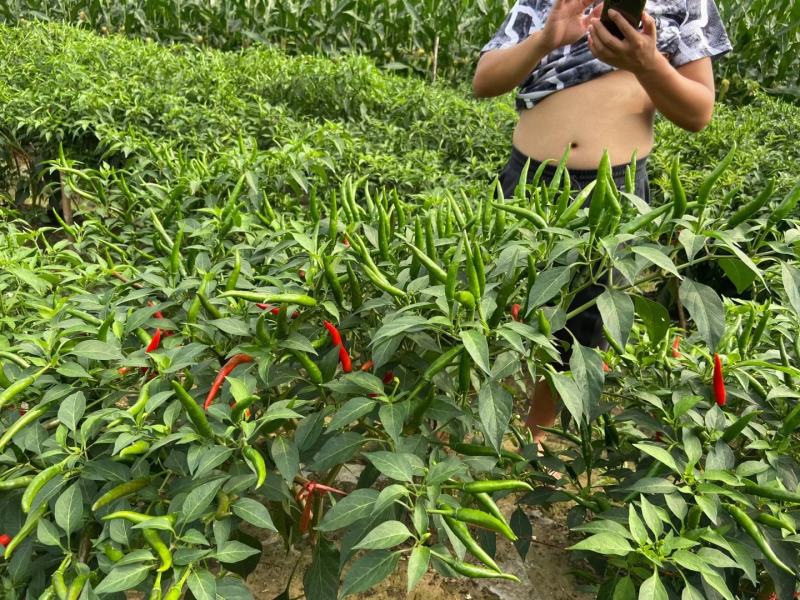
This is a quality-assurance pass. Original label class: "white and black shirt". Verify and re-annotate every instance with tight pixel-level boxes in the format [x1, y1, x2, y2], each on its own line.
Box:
[481, 0, 733, 111]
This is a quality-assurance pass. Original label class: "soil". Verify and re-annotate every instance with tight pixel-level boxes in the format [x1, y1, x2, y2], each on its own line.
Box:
[245, 498, 592, 600]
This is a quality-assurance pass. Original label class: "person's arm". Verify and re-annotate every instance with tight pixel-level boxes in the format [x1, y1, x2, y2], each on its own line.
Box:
[474, 0, 600, 99]
[587, 9, 715, 132]
[473, 32, 555, 99]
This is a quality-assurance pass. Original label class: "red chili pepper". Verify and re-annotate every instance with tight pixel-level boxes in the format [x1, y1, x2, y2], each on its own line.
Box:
[361, 360, 375, 372]
[672, 336, 682, 358]
[510, 304, 521, 322]
[204, 354, 254, 410]
[148, 300, 165, 320]
[323, 321, 342, 347]
[0, 534, 11, 547]
[146, 329, 163, 353]
[382, 371, 395, 384]
[296, 481, 347, 534]
[713, 353, 726, 407]
[343, 236, 350, 248]
[602, 362, 610, 373]
[257, 303, 300, 319]
[338, 345, 353, 373]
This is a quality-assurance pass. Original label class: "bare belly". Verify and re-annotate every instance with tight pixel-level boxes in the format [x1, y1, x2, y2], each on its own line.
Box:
[512, 69, 657, 170]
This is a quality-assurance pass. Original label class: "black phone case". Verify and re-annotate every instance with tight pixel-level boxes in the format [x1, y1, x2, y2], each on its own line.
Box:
[600, 0, 647, 39]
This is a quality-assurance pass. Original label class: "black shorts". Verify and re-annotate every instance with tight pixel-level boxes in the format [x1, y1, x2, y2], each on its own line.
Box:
[497, 145, 651, 366]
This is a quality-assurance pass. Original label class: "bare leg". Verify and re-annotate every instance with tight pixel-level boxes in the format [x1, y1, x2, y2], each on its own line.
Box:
[526, 378, 558, 443]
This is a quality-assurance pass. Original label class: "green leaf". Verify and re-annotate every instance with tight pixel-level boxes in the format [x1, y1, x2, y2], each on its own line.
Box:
[327, 397, 377, 431]
[209, 318, 251, 336]
[69, 340, 123, 361]
[373, 485, 410, 515]
[719, 257, 757, 294]
[682, 584, 705, 600]
[310, 432, 364, 472]
[478, 381, 513, 454]
[526, 266, 572, 311]
[181, 479, 226, 524]
[94, 563, 151, 594]
[54, 482, 83, 535]
[638, 570, 668, 600]
[548, 371, 584, 424]
[700, 567, 735, 600]
[188, 569, 217, 600]
[232, 498, 276, 531]
[569, 532, 632, 556]
[363, 451, 423, 482]
[57, 391, 86, 432]
[36, 518, 61, 546]
[354, 521, 412, 550]
[215, 541, 261, 564]
[379, 401, 409, 446]
[633, 443, 678, 473]
[270, 436, 300, 485]
[679, 278, 725, 351]
[460, 329, 490, 374]
[317, 489, 379, 532]
[782, 262, 800, 315]
[632, 246, 681, 278]
[304, 537, 339, 600]
[340, 551, 401, 598]
[597, 288, 634, 348]
[407, 546, 430, 593]
[628, 505, 649, 545]
[640, 495, 663, 538]
[613, 577, 636, 600]
[633, 296, 670, 345]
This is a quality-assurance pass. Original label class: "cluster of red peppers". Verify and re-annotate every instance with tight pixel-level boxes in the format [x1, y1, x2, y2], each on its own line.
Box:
[296, 480, 347, 534]
[324, 321, 352, 373]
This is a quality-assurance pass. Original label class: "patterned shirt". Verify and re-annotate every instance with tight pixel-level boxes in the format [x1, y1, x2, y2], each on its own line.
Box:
[481, 0, 733, 111]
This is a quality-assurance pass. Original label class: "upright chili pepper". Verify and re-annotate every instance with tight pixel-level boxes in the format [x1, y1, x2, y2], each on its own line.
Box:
[510, 304, 521, 322]
[323, 321, 342, 346]
[146, 329, 163, 353]
[672, 336, 682, 358]
[713, 353, 726, 407]
[204, 354, 254, 410]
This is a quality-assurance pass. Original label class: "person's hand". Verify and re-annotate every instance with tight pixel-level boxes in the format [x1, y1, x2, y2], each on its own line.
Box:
[542, 0, 603, 52]
[587, 9, 661, 74]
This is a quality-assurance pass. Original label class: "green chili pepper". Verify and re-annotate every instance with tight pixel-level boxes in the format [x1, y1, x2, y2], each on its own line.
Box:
[170, 226, 184, 276]
[163, 569, 191, 600]
[21, 460, 67, 513]
[458, 351, 471, 395]
[378, 204, 391, 262]
[218, 290, 316, 307]
[215, 490, 231, 520]
[0, 365, 49, 412]
[537, 309, 551, 337]
[150, 209, 173, 248]
[329, 189, 339, 243]
[472, 241, 486, 297]
[362, 264, 407, 299]
[493, 199, 506, 239]
[434, 552, 519, 582]
[309, 187, 320, 223]
[231, 394, 259, 422]
[171, 380, 215, 439]
[696, 144, 737, 217]
[432, 507, 517, 541]
[424, 217, 438, 261]
[603, 326, 626, 356]
[0, 400, 54, 452]
[66, 571, 89, 600]
[488, 264, 519, 328]
[290, 350, 323, 385]
[781, 402, 800, 437]
[587, 154, 610, 230]
[0, 475, 34, 491]
[727, 179, 774, 229]
[392, 190, 406, 230]
[461, 480, 532, 494]
[685, 505, 702, 530]
[52, 557, 70, 599]
[243, 445, 268, 488]
[346, 262, 363, 310]
[406, 242, 447, 283]
[119, 440, 150, 458]
[127, 377, 155, 420]
[490, 202, 547, 229]
[4, 503, 47, 559]
[766, 180, 800, 226]
[755, 512, 796, 534]
[720, 411, 758, 444]
[450, 443, 525, 463]
[670, 156, 688, 220]
[723, 503, 793, 575]
[555, 180, 595, 228]
[741, 479, 800, 504]
[225, 249, 241, 291]
[276, 303, 289, 339]
[462, 235, 481, 300]
[472, 492, 507, 527]
[197, 291, 224, 319]
[102, 510, 178, 525]
[324, 256, 345, 307]
[445, 241, 462, 307]
[102, 543, 124, 562]
[442, 514, 501, 572]
[406, 346, 463, 403]
[143, 528, 173, 572]
[91, 478, 151, 512]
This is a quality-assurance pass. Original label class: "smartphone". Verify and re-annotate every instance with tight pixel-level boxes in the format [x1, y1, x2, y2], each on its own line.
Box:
[600, 0, 647, 39]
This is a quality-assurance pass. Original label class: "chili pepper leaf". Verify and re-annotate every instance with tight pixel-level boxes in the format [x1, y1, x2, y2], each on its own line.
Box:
[180, 478, 226, 524]
[700, 567, 735, 600]
[612, 576, 636, 600]
[632, 296, 670, 346]
[628, 505, 649, 545]
[232, 498, 276, 531]
[478, 381, 513, 454]
[719, 258, 757, 294]
[215, 577, 254, 600]
[461, 329, 490, 375]
[781, 262, 800, 315]
[317, 489, 379, 532]
[511, 507, 533, 560]
[525, 266, 572, 313]
[215, 540, 261, 564]
[309, 432, 364, 472]
[363, 451, 424, 482]
[57, 391, 85, 432]
[209, 318, 250, 336]
[69, 340, 123, 361]
[638, 570, 669, 600]
[568, 532, 632, 556]
[681, 583, 705, 600]
[188, 445, 233, 478]
[94, 563, 151, 594]
[407, 546, 430, 594]
[373, 485, 411, 515]
[633, 444, 678, 473]
[353, 520, 412, 550]
[270, 436, 299, 484]
[54, 482, 83, 535]
[340, 550, 401, 598]
[548, 371, 584, 425]
[188, 568, 217, 600]
[569, 343, 604, 421]
[36, 518, 61, 547]
[426, 457, 467, 486]
[379, 401, 410, 446]
[304, 536, 339, 600]
[597, 289, 634, 349]
[327, 397, 377, 431]
[679, 278, 725, 351]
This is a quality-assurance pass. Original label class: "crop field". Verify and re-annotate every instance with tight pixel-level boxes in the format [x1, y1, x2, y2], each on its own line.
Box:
[1, 3, 800, 600]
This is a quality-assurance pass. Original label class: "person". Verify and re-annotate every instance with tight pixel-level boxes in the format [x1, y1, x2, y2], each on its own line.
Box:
[473, 0, 732, 450]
